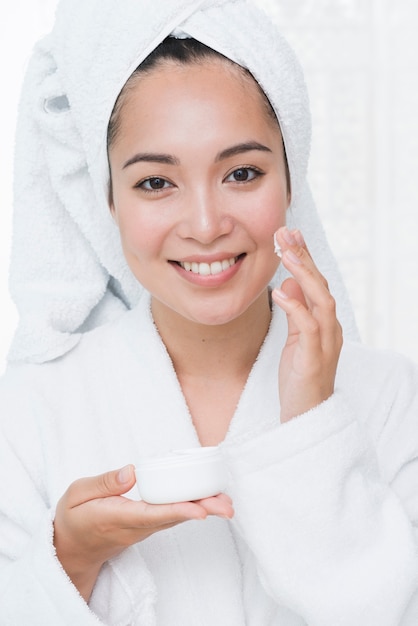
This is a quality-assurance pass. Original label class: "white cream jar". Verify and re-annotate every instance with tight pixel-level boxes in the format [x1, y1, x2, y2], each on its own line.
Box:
[135, 446, 227, 504]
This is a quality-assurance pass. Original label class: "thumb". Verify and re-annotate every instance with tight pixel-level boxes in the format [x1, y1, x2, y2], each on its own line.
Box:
[66, 465, 136, 508]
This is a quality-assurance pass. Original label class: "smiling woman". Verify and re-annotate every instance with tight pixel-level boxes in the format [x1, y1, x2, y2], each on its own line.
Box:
[1, 1, 418, 624]
[108, 45, 289, 333]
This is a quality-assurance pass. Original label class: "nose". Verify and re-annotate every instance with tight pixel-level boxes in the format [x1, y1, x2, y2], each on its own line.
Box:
[176, 187, 234, 244]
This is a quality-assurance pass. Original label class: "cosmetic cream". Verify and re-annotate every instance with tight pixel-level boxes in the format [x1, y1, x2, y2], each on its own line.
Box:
[273, 233, 282, 257]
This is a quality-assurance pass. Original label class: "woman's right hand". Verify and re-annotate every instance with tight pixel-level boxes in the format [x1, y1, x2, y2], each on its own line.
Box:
[53, 465, 233, 602]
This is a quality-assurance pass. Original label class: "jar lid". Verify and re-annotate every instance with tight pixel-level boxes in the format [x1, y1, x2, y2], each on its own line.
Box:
[137, 446, 222, 470]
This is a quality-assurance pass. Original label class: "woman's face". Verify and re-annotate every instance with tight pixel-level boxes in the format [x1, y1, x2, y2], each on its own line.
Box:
[109, 58, 290, 327]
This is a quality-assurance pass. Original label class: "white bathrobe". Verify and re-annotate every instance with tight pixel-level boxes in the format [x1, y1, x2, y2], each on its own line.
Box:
[2, 0, 418, 623]
[1, 291, 418, 625]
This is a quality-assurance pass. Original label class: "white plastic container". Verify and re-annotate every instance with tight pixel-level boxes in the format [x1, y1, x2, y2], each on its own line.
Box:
[135, 446, 227, 504]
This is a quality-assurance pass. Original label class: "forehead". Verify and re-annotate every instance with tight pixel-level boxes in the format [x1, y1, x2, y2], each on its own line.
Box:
[112, 58, 280, 145]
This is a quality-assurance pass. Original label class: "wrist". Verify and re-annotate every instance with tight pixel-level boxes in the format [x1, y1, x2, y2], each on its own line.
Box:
[53, 525, 103, 602]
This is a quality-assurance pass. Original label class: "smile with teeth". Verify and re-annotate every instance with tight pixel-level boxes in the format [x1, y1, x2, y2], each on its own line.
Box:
[178, 255, 241, 276]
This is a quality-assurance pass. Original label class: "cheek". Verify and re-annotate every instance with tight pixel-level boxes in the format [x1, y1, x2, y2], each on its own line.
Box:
[116, 215, 159, 266]
[113, 194, 169, 260]
[248, 187, 288, 242]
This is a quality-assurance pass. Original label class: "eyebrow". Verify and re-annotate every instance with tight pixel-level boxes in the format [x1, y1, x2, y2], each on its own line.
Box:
[122, 141, 272, 170]
[123, 152, 180, 169]
[215, 141, 272, 161]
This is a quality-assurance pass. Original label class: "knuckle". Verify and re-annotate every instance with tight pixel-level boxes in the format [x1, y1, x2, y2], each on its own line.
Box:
[321, 275, 329, 290]
[296, 246, 305, 260]
[302, 263, 315, 280]
[97, 472, 114, 496]
[335, 321, 344, 349]
[64, 477, 83, 502]
[322, 293, 337, 314]
[291, 299, 305, 313]
[305, 318, 320, 335]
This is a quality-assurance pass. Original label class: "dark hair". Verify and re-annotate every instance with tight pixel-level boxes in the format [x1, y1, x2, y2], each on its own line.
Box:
[107, 36, 279, 149]
[138, 36, 223, 72]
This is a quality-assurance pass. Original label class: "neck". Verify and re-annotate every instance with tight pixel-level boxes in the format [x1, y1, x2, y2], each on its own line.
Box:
[151, 290, 272, 381]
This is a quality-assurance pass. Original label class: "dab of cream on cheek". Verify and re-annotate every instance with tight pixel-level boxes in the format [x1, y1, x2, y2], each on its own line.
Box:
[135, 447, 227, 504]
[273, 233, 282, 257]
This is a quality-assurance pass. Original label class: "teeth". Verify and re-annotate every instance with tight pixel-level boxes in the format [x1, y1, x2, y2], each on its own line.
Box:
[210, 261, 223, 275]
[179, 256, 237, 275]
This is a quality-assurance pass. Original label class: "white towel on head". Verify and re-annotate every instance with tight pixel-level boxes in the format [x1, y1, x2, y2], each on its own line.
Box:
[8, 0, 359, 364]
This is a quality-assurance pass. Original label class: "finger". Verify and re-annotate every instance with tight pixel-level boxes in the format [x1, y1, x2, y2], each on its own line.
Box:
[280, 246, 336, 328]
[292, 229, 314, 263]
[75, 497, 209, 543]
[274, 263, 340, 352]
[65, 465, 136, 508]
[135, 493, 233, 525]
[214, 493, 233, 506]
[272, 282, 322, 357]
[136, 500, 211, 525]
[194, 493, 234, 519]
[272, 277, 311, 340]
[110, 492, 234, 532]
[276, 246, 341, 357]
[275, 227, 328, 290]
[279, 276, 306, 305]
[275, 226, 309, 257]
[272, 278, 342, 358]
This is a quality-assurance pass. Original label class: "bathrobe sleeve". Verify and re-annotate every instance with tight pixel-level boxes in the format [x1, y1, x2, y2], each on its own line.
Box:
[0, 369, 106, 625]
[222, 343, 418, 626]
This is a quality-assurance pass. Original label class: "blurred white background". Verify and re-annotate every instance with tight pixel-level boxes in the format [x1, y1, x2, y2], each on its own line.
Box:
[1, 0, 418, 375]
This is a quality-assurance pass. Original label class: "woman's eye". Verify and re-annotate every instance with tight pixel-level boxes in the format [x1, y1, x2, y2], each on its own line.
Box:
[136, 177, 172, 191]
[225, 167, 262, 183]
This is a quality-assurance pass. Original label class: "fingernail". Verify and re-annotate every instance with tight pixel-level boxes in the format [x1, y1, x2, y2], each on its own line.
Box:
[282, 227, 296, 245]
[285, 249, 302, 265]
[272, 287, 289, 300]
[117, 465, 132, 484]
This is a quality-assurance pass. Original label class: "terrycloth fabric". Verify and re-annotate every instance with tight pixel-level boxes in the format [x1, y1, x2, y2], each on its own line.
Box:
[1, 292, 418, 624]
[8, 0, 358, 363]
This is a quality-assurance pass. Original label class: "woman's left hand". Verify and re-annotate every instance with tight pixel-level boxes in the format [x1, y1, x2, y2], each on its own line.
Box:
[272, 226, 343, 423]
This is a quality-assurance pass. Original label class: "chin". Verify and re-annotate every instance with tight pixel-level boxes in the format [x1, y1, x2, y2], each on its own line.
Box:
[180, 298, 257, 327]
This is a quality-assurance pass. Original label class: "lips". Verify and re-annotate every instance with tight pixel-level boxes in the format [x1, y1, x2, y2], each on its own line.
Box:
[178, 256, 239, 276]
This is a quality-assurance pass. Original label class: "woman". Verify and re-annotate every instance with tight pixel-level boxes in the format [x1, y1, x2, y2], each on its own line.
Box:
[1, 0, 417, 624]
